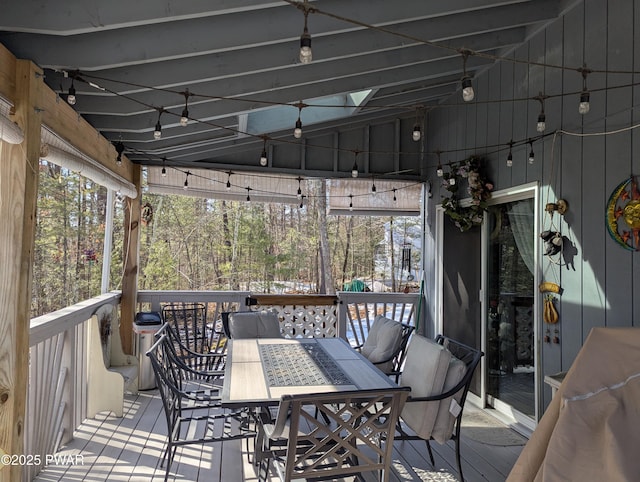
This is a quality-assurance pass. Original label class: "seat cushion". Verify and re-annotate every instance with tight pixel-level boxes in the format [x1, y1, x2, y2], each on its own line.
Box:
[360, 315, 404, 373]
[228, 311, 282, 339]
[399, 335, 452, 439]
[431, 356, 467, 444]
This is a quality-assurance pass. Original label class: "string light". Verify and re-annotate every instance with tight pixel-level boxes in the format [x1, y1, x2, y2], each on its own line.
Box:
[436, 151, 443, 177]
[349, 194, 353, 211]
[412, 107, 421, 141]
[351, 151, 359, 178]
[371, 180, 377, 196]
[67, 80, 77, 106]
[535, 93, 547, 132]
[180, 90, 190, 127]
[161, 157, 167, 176]
[114, 141, 125, 165]
[296, 177, 303, 199]
[294, 104, 303, 138]
[299, 195, 305, 209]
[260, 137, 268, 166]
[154, 109, 163, 139]
[392, 188, 397, 201]
[578, 64, 591, 115]
[183, 171, 190, 189]
[299, 5, 313, 64]
[507, 140, 513, 167]
[528, 139, 535, 164]
[246, 187, 251, 202]
[226, 171, 232, 190]
[460, 50, 475, 102]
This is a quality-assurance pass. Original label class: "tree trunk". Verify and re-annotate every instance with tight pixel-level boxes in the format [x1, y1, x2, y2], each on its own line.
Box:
[341, 216, 354, 288]
[316, 180, 335, 294]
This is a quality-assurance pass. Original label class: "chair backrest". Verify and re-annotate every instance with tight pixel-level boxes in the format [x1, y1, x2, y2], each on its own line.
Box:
[157, 322, 226, 376]
[162, 302, 210, 354]
[399, 334, 483, 444]
[360, 315, 415, 375]
[227, 311, 281, 339]
[146, 334, 184, 425]
[270, 387, 410, 482]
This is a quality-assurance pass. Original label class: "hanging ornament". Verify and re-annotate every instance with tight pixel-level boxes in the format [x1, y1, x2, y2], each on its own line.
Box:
[606, 175, 640, 251]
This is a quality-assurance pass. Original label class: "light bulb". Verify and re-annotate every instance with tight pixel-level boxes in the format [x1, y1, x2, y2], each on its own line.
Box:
[412, 125, 421, 141]
[507, 153, 513, 167]
[537, 113, 546, 133]
[297, 187, 302, 199]
[67, 85, 76, 106]
[436, 165, 443, 177]
[161, 166, 166, 177]
[528, 149, 535, 164]
[294, 119, 303, 138]
[372, 183, 377, 196]
[154, 121, 162, 140]
[180, 108, 189, 127]
[226, 179, 231, 190]
[579, 92, 590, 115]
[449, 177, 456, 185]
[461, 77, 474, 102]
[300, 29, 312, 64]
[351, 163, 358, 178]
[183, 179, 188, 190]
[260, 149, 268, 166]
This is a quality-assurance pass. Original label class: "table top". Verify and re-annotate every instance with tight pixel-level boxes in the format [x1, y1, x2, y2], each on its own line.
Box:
[221, 337, 398, 407]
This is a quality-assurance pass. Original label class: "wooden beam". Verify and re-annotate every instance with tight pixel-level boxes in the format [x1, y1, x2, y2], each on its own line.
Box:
[0, 59, 43, 482]
[119, 165, 142, 354]
[0, 44, 16, 103]
[0, 42, 135, 186]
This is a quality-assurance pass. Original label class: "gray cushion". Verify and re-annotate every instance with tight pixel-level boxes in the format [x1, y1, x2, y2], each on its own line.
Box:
[431, 355, 466, 444]
[360, 315, 404, 373]
[228, 311, 282, 339]
[399, 335, 452, 439]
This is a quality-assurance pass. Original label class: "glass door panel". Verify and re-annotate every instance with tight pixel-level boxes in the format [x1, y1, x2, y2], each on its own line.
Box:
[485, 198, 535, 417]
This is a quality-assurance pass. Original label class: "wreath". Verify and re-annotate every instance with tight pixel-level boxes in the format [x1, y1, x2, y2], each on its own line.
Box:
[441, 156, 493, 231]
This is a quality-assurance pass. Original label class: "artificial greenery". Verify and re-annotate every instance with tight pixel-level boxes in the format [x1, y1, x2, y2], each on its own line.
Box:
[441, 156, 493, 231]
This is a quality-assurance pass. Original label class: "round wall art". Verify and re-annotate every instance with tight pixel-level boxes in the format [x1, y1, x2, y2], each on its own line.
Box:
[606, 175, 640, 251]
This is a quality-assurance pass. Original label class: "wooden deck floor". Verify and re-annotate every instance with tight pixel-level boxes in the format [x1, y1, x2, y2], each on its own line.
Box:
[34, 391, 526, 482]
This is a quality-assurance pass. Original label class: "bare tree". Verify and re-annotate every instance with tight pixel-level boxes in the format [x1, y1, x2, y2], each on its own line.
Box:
[316, 180, 335, 294]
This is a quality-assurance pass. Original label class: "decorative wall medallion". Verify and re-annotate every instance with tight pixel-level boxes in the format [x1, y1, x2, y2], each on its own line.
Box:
[606, 176, 640, 251]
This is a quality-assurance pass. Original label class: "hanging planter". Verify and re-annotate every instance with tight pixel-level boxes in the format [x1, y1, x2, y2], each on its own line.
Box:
[441, 156, 493, 231]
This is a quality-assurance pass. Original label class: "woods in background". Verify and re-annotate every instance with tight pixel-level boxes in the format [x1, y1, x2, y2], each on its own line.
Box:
[33, 165, 421, 317]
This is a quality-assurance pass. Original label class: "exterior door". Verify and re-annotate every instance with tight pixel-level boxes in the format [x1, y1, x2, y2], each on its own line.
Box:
[438, 184, 538, 425]
[485, 196, 536, 423]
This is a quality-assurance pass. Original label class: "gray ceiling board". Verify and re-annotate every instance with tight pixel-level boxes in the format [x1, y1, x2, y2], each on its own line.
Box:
[0, 0, 575, 181]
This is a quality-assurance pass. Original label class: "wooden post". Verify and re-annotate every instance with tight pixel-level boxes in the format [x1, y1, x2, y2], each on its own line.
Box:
[119, 165, 142, 354]
[0, 60, 43, 482]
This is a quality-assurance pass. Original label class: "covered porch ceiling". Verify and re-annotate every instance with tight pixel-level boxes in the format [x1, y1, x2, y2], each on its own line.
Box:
[0, 0, 574, 182]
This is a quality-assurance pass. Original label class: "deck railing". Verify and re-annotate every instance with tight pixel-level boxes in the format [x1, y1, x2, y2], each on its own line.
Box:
[26, 289, 421, 480]
[26, 292, 121, 481]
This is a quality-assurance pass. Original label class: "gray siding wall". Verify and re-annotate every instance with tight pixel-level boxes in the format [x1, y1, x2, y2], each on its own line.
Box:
[422, 0, 639, 407]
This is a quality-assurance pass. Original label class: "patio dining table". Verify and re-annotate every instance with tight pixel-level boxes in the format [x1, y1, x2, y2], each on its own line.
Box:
[220, 337, 399, 408]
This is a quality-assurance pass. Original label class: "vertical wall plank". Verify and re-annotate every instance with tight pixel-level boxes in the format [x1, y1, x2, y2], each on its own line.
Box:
[499, 58, 515, 188]
[604, 0, 634, 328]
[527, 32, 545, 183]
[558, 2, 584, 368]
[581, 0, 608, 339]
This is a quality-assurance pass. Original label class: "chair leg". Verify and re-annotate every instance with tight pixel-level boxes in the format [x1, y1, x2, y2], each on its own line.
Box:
[424, 439, 435, 466]
[455, 435, 465, 482]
